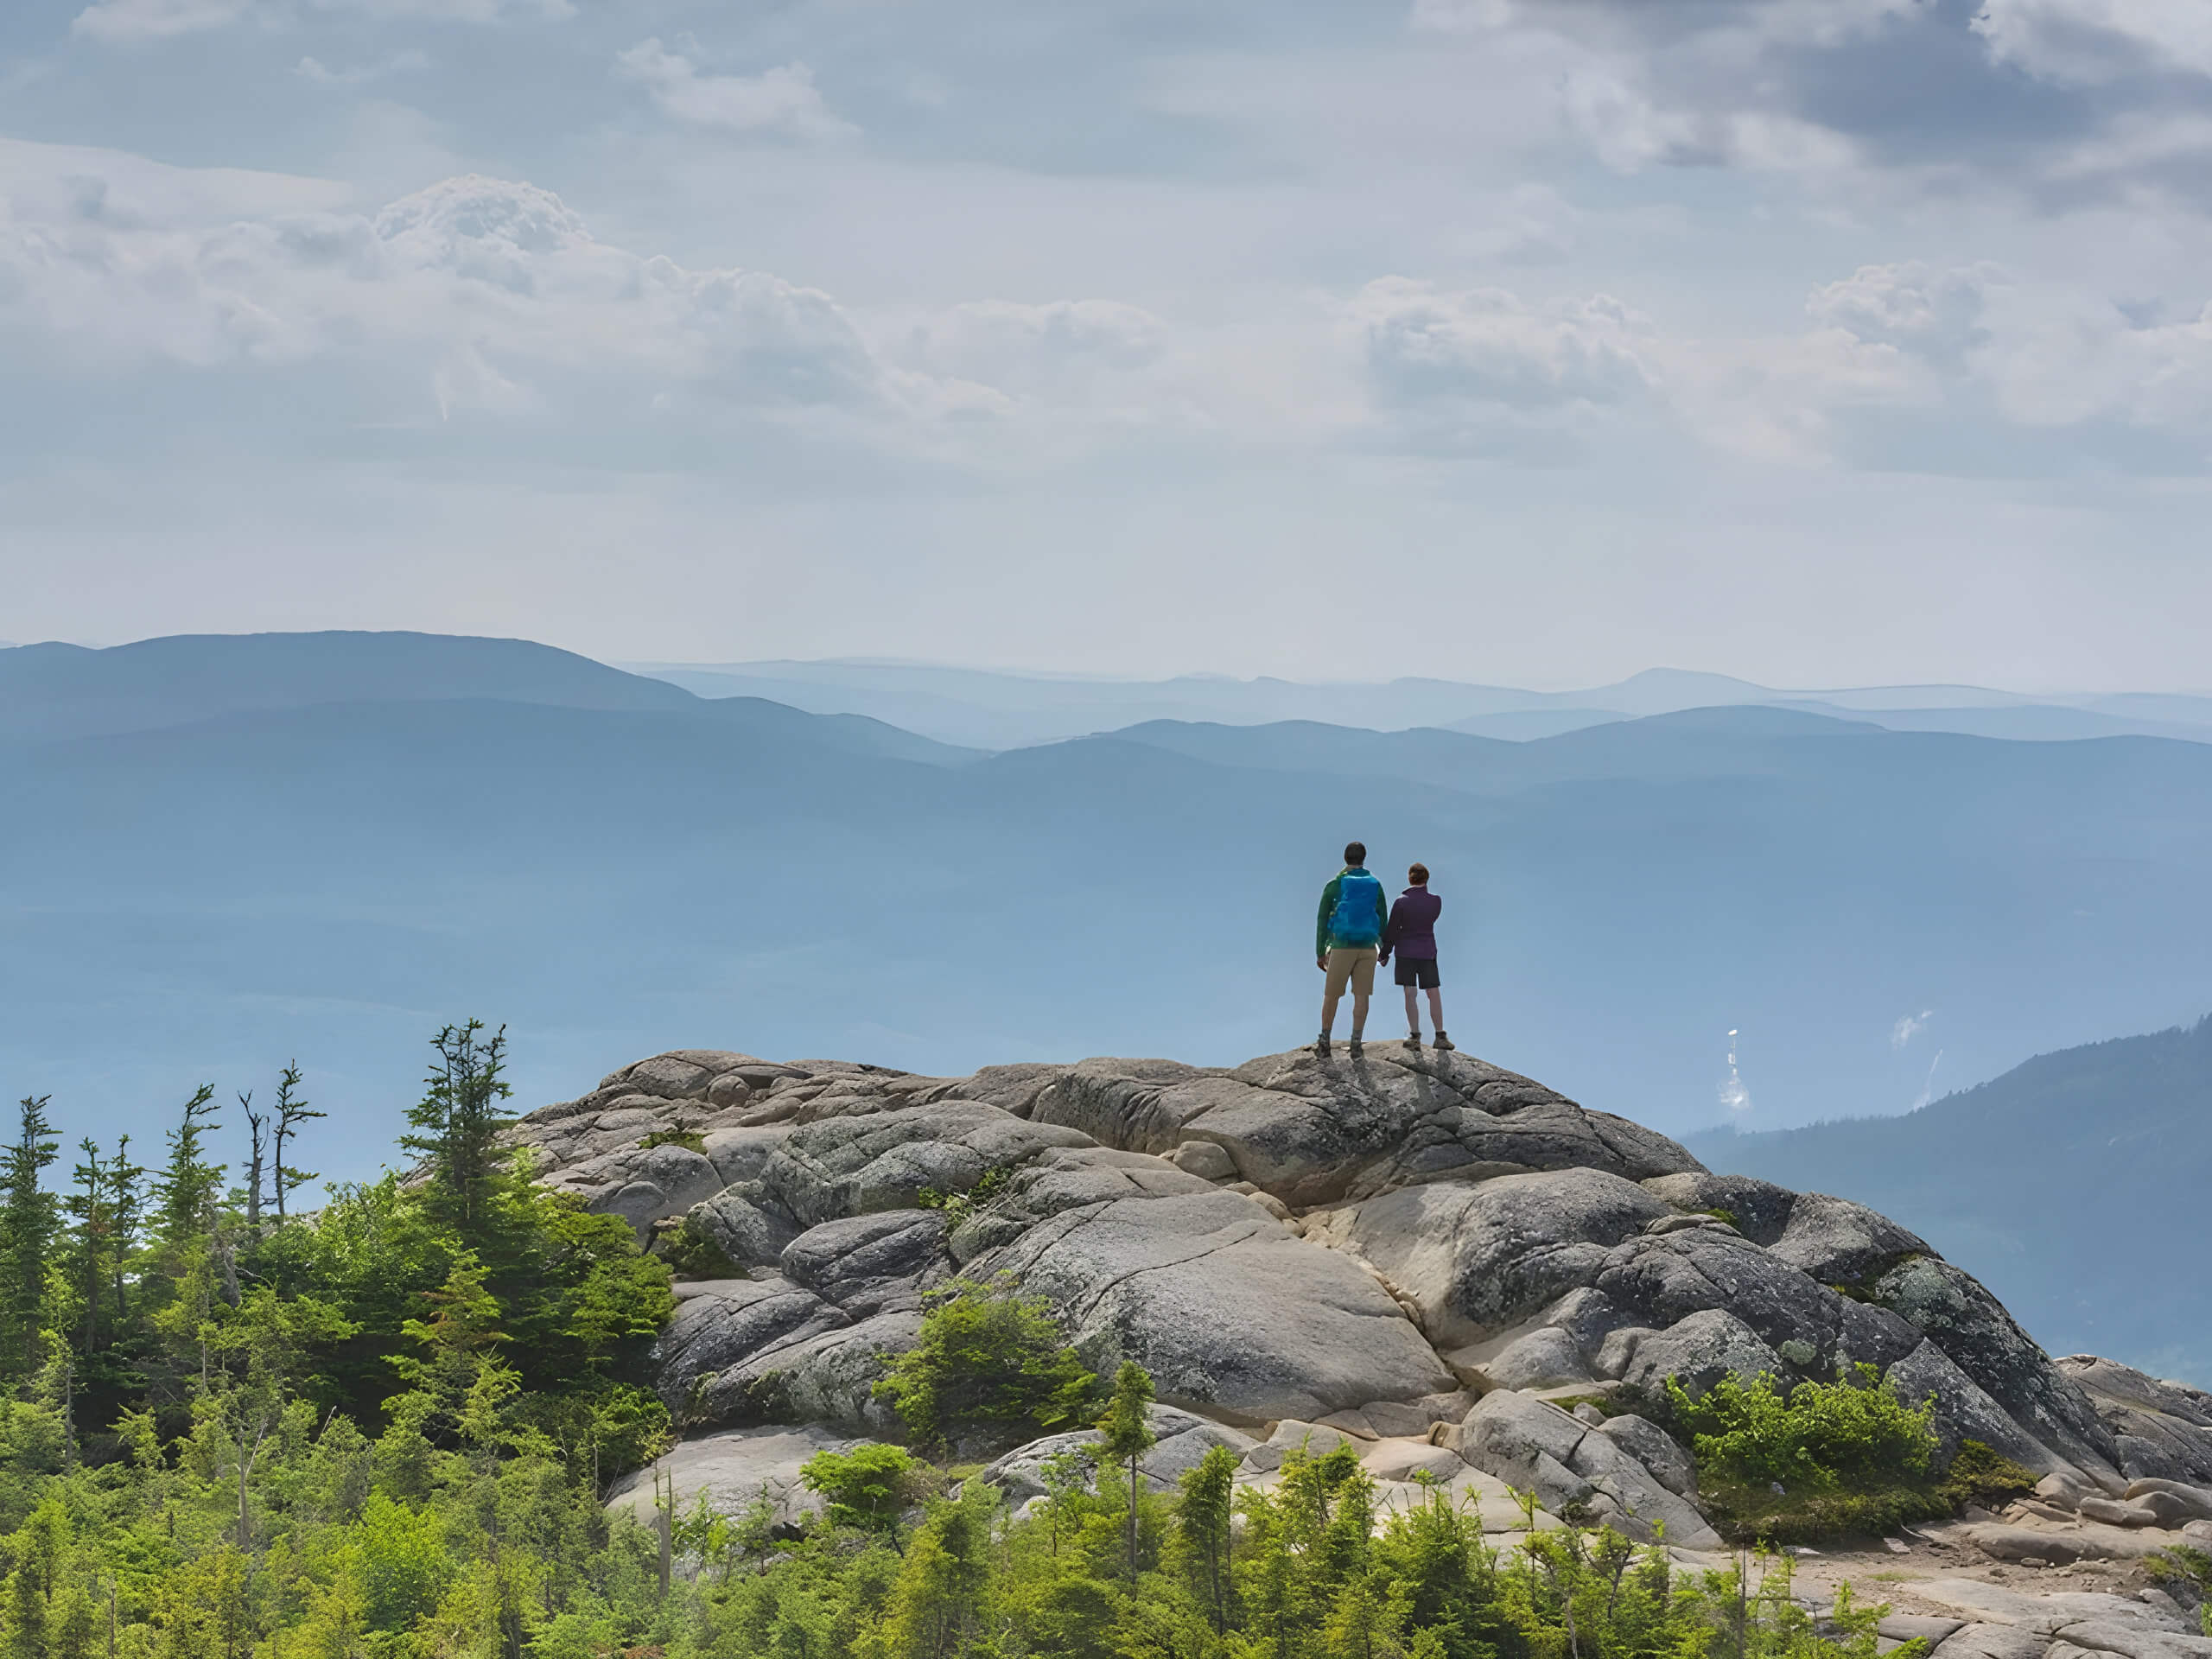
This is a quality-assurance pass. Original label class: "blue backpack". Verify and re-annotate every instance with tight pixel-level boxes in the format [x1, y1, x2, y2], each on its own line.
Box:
[1330, 870, 1383, 947]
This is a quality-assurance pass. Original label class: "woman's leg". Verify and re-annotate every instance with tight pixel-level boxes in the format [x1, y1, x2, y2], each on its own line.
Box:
[1427, 986, 1445, 1031]
[1402, 983, 1421, 1034]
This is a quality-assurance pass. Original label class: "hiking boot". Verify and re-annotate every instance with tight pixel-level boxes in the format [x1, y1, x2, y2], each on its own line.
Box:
[1312, 1033, 1332, 1058]
[1432, 1031, 1456, 1052]
[1406, 1033, 1423, 1052]
[1348, 1037, 1364, 1059]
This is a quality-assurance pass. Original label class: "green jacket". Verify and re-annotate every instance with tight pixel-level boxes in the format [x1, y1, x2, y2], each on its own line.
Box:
[1316, 868, 1389, 958]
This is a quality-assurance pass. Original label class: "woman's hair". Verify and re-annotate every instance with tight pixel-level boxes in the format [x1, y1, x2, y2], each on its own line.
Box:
[1408, 862, 1429, 886]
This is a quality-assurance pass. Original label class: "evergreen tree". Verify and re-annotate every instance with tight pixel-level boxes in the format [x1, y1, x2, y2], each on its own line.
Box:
[64, 1141, 112, 1357]
[1178, 1443, 1237, 1636]
[270, 1062, 322, 1224]
[1097, 1360, 1156, 1587]
[151, 1085, 223, 1249]
[0, 1099, 60, 1377]
[401, 1022, 514, 1236]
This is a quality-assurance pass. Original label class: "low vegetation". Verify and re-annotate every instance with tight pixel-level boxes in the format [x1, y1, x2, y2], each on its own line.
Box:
[0, 1020, 678, 1652]
[870, 1275, 1103, 1454]
[1665, 1365, 2034, 1543]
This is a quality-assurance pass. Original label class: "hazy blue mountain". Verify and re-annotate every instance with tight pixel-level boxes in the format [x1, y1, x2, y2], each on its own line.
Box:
[0, 631, 698, 741]
[0, 632, 978, 764]
[630, 658, 2212, 749]
[1688, 1016, 2212, 1384]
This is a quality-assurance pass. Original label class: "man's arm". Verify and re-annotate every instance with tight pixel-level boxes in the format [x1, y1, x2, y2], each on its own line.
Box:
[1316, 875, 1341, 960]
[1380, 895, 1402, 959]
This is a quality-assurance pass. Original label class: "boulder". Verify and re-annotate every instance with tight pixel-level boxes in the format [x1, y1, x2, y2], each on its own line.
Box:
[1033, 1051, 1699, 1210]
[1872, 1260, 2120, 1478]
[607, 1422, 890, 1528]
[1602, 1309, 1789, 1397]
[1330, 1167, 1672, 1344]
[689, 1310, 925, 1432]
[1961, 1524, 2166, 1565]
[1929, 1626, 2061, 1659]
[1446, 1389, 1724, 1548]
[1885, 1338, 2070, 1475]
[686, 1190, 799, 1271]
[1592, 1414, 1697, 1499]
[1913, 1580, 2195, 1634]
[748, 1103, 1096, 1227]
[546, 1141, 726, 1237]
[648, 1278, 851, 1414]
[2059, 1357, 2212, 1485]
[981, 1406, 1257, 1503]
[1640, 1173, 1801, 1245]
[2122, 1480, 2212, 1523]
[780, 1210, 950, 1318]
[976, 1190, 1457, 1426]
[1764, 1192, 1932, 1288]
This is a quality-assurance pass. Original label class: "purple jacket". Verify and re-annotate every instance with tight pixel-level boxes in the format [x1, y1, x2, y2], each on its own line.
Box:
[1381, 887, 1440, 961]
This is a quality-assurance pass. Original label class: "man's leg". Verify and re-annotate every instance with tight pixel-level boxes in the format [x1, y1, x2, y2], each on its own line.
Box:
[1321, 950, 1352, 1036]
[1402, 984, 1421, 1035]
[1349, 950, 1376, 1039]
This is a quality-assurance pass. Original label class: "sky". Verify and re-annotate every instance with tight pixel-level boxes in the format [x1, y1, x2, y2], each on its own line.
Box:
[6, 0, 2212, 689]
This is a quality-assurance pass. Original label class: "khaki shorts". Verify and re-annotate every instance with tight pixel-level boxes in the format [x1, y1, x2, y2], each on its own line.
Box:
[1324, 946, 1377, 1000]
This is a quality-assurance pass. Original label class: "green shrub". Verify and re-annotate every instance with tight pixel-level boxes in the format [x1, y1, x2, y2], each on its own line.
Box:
[1936, 1440, 2038, 1510]
[800, 1444, 926, 1533]
[655, 1212, 741, 1280]
[639, 1128, 707, 1154]
[872, 1275, 1100, 1453]
[1665, 1365, 1948, 1543]
[2146, 1544, 2212, 1633]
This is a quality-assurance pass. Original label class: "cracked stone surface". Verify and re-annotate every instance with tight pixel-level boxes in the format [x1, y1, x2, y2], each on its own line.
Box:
[518, 1040, 2202, 1567]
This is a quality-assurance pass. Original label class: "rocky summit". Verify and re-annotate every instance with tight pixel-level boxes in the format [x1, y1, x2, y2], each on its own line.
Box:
[514, 1044, 2212, 1647]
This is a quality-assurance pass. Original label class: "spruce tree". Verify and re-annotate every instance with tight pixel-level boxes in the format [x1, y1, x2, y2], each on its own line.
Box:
[1098, 1360, 1157, 1586]
[0, 1098, 60, 1377]
[270, 1064, 322, 1224]
[152, 1086, 223, 1248]
[400, 1021, 513, 1236]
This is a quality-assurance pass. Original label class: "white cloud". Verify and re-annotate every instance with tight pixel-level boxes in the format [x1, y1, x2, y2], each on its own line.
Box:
[1806, 260, 2212, 435]
[295, 50, 429, 86]
[614, 41, 852, 142]
[904, 299, 1167, 397]
[1891, 1008, 1933, 1048]
[73, 0, 254, 43]
[0, 171, 883, 413]
[1353, 277, 1654, 414]
[1974, 0, 2212, 84]
[1808, 264, 1997, 372]
[73, 0, 567, 43]
[0, 157, 1209, 445]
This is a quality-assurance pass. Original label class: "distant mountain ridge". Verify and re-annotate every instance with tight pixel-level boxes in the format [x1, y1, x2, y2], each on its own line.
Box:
[0, 631, 978, 765]
[1689, 1016, 2212, 1382]
[626, 658, 2212, 749]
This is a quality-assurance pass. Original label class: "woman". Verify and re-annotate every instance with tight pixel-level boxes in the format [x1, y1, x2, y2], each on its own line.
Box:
[1379, 861, 1452, 1052]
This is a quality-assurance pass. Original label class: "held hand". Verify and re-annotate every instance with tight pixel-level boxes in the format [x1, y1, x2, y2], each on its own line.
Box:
[1316, 956, 1325, 971]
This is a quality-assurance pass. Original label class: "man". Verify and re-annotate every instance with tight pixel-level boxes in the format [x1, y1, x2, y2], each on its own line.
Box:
[1379, 861, 1453, 1053]
[1314, 841, 1388, 1058]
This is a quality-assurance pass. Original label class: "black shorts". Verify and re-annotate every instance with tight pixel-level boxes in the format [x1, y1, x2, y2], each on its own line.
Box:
[1392, 956, 1440, 988]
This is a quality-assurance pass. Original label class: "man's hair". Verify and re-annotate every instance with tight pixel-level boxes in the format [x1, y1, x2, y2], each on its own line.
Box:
[1408, 862, 1429, 886]
[1344, 841, 1366, 866]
